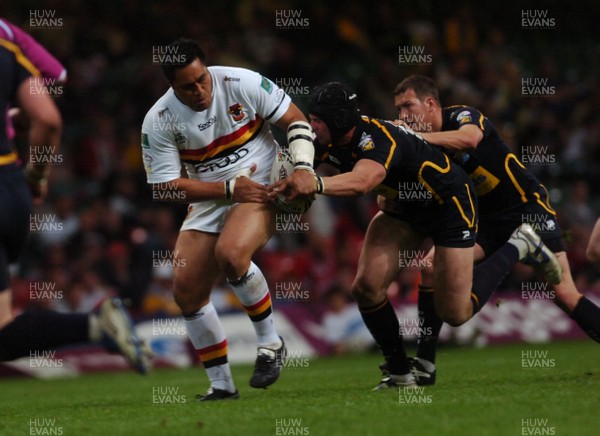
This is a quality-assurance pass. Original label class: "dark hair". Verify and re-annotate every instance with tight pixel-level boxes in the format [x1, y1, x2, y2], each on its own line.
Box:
[308, 82, 361, 142]
[160, 38, 206, 83]
[394, 75, 441, 105]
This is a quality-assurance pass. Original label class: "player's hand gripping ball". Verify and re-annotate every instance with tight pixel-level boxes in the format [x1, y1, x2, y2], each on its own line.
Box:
[270, 145, 314, 214]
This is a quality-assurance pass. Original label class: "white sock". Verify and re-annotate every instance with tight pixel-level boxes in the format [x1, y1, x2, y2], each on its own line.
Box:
[183, 302, 235, 392]
[228, 262, 281, 347]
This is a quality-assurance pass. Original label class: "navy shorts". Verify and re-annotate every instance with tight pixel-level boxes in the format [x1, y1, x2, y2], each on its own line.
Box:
[0, 164, 31, 291]
[477, 201, 565, 256]
[383, 182, 478, 248]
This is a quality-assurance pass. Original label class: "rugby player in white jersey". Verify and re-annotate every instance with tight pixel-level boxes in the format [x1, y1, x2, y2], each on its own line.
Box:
[141, 38, 315, 400]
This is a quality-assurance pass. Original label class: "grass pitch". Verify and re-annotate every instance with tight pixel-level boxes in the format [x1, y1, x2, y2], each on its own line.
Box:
[0, 341, 598, 436]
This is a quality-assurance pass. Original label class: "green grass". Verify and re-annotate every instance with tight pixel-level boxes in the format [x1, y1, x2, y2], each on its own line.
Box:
[0, 341, 598, 436]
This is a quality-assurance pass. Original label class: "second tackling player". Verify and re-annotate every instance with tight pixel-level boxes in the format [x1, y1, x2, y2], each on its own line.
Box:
[392, 75, 600, 385]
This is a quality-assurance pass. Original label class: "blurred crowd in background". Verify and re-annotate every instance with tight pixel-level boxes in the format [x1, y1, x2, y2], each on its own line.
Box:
[4, 1, 600, 349]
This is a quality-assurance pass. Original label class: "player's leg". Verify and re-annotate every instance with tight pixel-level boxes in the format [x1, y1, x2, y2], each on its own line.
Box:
[0, 256, 86, 363]
[0, 286, 12, 330]
[412, 244, 439, 384]
[216, 203, 285, 388]
[173, 230, 238, 400]
[521, 203, 600, 342]
[435, 222, 559, 326]
[550, 252, 600, 343]
[411, 243, 487, 384]
[586, 218, 600, 269]
[431, 245, 476, 326]
[0, 290, 148, 373]
[0, 176, 147, 372]
[0, 260, 148, 372]
[352, 211, 424, 389]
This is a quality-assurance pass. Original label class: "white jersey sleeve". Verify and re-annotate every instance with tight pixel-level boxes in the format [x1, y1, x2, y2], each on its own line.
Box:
[141, 113, 182, 184]
[238, 70, 291, 124]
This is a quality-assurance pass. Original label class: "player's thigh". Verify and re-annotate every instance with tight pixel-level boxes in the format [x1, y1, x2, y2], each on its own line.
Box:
[354, 212, 424, 303]
[421, 241, 482, 287]
[587, 218, 600, 265]
[432, 245, 474, 324]
[549, 252, 582, 312]
[0, 290, 13, 329]
[215, 203, 276, 275]
[173, 230, 220, 302]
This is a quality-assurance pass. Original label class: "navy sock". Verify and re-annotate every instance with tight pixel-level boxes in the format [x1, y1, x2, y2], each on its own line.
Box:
[359, 298, 410, 375]
[0, 310, 89, 361]
[471, 244, 520, 314]
[570, 297, 600, 343]
[416, 286, 443, 364]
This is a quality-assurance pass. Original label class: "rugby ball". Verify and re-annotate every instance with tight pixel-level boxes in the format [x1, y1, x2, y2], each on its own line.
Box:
[270, 145, 313, 214]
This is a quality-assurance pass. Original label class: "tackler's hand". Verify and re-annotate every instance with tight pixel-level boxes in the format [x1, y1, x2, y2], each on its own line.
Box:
[271, 169, 317, 201]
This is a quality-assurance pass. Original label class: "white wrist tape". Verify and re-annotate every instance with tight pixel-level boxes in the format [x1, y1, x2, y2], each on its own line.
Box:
[225, 166, 254, 200]
[287, 121, 314, 172]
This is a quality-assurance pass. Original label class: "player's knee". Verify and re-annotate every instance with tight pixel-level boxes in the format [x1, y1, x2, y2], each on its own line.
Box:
[215, 242, 250, 277]
[586, 245, 600, 265]
[351, 276, 383, 306]
[172, 276, 204, 314]
[172, 290, 207, 315]
[437, 306, 470, 327]
[443, 313, 469, 327]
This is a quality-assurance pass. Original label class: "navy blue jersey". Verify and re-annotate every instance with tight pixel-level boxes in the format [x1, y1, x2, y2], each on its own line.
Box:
[0, 37, 38, 156]
[315, 115, 473, 207]
[0, 38, 36, 286]
[442, 106, 554, 216]
[314, 116, 478, 247]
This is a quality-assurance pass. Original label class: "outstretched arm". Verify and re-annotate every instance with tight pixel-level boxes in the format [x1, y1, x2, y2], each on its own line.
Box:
[418, 124, 483, 152]
[272, 159, 387, 200]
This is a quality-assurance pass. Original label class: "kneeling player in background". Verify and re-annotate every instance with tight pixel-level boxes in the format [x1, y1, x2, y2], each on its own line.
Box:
[390, 75, 600, 385]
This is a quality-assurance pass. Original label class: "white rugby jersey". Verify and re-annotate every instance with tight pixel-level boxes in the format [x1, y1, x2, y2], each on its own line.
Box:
[141, 66, 291, 184]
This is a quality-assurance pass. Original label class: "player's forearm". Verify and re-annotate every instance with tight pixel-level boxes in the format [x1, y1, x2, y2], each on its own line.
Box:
[321, 172, 376, 197]
[26, 116, 62, 179]
[419, 131, 478, 152]
[151, 177, 228, 203]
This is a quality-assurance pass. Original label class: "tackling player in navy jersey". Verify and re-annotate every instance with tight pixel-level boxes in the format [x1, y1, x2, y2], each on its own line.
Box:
[273, 82, 561, 390]
[392, 75, 600, 385]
